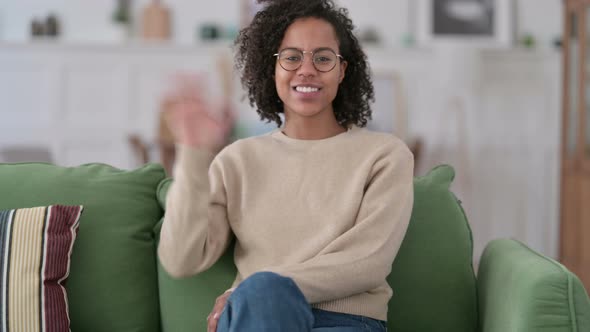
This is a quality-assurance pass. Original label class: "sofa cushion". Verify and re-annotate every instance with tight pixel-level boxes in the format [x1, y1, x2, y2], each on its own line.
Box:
[387, 165, 477, 331]
[0, 205, 82, 331]
[155, 165, 478, 331]
[0, 163, 166, 332]
[478, 239, 590, 331]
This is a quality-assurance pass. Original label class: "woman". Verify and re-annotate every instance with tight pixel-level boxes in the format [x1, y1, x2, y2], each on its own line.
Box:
[158, 0, 414, 331]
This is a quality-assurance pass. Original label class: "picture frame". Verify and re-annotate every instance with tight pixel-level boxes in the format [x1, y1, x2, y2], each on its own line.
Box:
[416, 0, 513, 47]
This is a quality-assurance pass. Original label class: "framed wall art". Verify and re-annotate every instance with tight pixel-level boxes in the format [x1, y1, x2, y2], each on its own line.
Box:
[416, 0, 513, 47]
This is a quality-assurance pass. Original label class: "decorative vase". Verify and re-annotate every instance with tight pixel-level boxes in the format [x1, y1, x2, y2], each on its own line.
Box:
[141, 0, 171, 40]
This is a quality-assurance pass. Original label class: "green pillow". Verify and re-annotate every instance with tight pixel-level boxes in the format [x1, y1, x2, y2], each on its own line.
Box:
[387, 165, 478, 331]
[0, 163, 166, 332]
[478, 239, 590, 331]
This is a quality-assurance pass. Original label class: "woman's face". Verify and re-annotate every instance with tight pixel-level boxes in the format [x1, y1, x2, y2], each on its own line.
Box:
[275, 17, 347, 122]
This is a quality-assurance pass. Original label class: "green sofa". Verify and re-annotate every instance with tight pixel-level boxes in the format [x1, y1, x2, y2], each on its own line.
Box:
[0, 162, 587, 331]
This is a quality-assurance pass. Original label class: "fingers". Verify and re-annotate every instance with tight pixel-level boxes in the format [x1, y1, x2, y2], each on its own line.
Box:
[164, 92, 206, 112]
[207, 310, 222, 332]
[207, 311, 218, 332]
[164, 76, 234, 125]
[206, 308, 217, 332]
[207, 295, 227, 332]
[165, 98, 211, 126]
[170, 99, 233, 133]
[163, 72, 207, 108]
[161, 72, 236, 149]
[172, 72, 203, 94]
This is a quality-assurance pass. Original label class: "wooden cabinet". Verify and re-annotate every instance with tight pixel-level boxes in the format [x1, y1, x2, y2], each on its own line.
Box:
[561, 0, 590, 289]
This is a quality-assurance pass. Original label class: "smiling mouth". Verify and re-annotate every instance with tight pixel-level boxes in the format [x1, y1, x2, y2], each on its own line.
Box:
[293, 86, 321, 93]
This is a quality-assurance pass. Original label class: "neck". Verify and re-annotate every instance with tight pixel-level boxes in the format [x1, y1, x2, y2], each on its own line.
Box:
[282, 110, 346, 140]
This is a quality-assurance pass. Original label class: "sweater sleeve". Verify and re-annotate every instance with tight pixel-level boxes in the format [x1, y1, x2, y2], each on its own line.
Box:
[158, 145, 233, 278]
[265, 143, 414, 304]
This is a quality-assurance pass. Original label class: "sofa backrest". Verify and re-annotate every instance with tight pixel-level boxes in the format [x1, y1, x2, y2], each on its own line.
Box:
[0, 162, 166, 332]
[155, 165, 478, 332]
[387, 165, 478, 331]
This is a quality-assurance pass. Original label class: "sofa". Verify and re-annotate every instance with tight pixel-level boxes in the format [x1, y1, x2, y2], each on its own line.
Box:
[0, 161, 587, 331]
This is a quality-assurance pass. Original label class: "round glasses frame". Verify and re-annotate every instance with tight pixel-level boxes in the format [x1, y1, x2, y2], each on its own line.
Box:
[273, 48, 344, 73]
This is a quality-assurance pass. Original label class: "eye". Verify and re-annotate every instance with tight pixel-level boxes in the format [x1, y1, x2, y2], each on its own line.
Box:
[316, 56, 332, 63]
[284, 56, 302, 62]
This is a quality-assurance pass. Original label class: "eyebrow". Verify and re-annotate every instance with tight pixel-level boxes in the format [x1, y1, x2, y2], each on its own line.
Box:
[280, 46, 338, 53]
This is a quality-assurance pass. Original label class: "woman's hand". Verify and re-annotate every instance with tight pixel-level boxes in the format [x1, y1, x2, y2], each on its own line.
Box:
[207, 289, 233, 332]
[163, 74, 235, 152]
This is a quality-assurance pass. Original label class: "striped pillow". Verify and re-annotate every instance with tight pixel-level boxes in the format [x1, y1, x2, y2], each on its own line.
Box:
[0, 205, 83, 332]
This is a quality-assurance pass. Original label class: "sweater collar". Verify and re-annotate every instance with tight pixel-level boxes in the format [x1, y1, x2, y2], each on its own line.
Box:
[271, 125, 357, 145]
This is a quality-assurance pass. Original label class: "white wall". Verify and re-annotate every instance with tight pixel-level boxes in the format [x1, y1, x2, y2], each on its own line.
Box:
[0, 0, 562, 48]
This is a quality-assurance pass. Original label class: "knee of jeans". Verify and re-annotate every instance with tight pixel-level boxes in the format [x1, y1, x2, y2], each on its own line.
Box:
[243, 271, 291, 289]
[235, 271, 297, 298]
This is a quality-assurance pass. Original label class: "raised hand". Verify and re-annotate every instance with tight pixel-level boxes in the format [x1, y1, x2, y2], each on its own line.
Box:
[162, 73, 235, 152]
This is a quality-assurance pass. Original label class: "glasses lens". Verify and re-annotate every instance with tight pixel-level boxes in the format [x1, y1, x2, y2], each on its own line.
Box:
[279, 49, 303, 71]
[313, 50, 337, 72]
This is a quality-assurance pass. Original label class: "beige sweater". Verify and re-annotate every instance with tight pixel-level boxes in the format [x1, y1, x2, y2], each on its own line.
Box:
[158, 126, 414, 321]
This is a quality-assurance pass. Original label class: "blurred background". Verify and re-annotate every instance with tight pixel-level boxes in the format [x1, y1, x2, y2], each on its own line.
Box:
[0, 0, 580, 283]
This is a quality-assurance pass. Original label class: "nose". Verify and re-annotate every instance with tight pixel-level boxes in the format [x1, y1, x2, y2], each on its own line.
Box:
[297, 55, 317, 77]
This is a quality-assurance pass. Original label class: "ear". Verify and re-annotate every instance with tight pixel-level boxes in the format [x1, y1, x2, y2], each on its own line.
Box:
[339, 61, 348, 83]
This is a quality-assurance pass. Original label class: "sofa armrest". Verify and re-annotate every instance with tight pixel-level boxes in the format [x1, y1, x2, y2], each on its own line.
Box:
[477, 239, 590, 332]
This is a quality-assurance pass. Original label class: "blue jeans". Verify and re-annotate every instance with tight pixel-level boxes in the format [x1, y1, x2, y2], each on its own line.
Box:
[216, 272, 387, 332]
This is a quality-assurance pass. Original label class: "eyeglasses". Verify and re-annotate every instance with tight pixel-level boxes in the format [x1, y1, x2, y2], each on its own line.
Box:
[273, 48, 344, 73]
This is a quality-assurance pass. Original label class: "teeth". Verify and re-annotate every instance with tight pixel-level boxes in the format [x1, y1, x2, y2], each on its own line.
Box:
[296, 86, 319, 93]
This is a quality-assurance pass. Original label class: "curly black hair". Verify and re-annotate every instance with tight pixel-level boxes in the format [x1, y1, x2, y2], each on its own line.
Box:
[234, 0, 374, 128]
